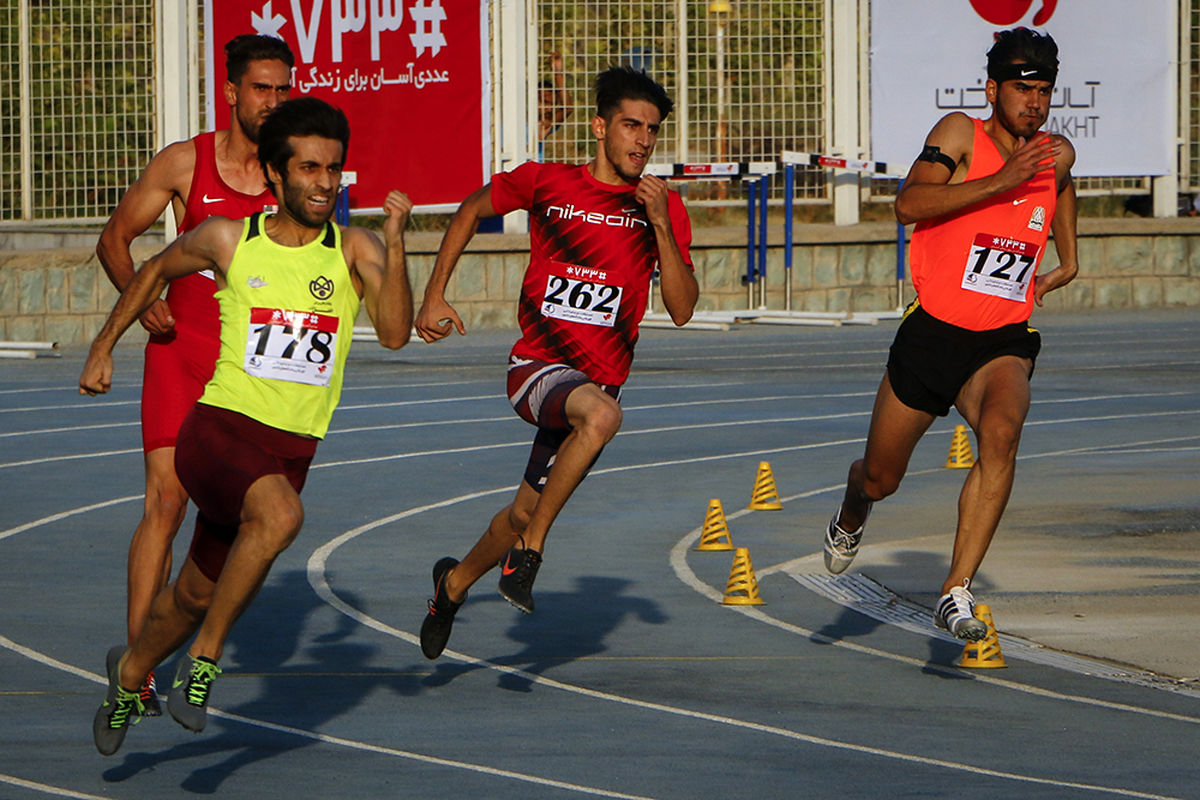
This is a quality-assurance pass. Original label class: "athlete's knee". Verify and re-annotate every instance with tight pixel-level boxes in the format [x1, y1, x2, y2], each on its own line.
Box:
[577, 398, 622, 444]
[143, 476, 189, 526]
[506, 502, 533, 535]
[243, 493, 305, 553]
[858, 459, 904, 501]
[974, 417, 1024, 465]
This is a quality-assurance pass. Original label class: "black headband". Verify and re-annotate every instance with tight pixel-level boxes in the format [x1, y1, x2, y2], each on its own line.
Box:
[989, 62, 1057, 84]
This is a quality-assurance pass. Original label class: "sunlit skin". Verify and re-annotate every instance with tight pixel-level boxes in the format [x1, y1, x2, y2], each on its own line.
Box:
[267, 135, 344, 235]
[227, 59, 292, 143]
[590, 98, 662, 185]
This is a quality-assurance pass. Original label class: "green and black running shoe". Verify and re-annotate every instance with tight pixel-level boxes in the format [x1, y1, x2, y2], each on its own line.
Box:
[167, 653, 221, 733]
[93, 645, 144, 756]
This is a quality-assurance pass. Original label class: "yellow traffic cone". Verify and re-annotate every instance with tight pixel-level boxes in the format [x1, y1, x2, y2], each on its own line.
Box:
[958, 604, 1006, 668]
[696, 499, 734, 551]
[722, 547, 765, 605]
[749, 461, 782, 510]
[945, 424, 975, 469]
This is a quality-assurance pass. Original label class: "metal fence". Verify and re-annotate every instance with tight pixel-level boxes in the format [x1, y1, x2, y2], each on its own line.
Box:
[0, 0, 157, 224]
[1, 0, 1197, 225]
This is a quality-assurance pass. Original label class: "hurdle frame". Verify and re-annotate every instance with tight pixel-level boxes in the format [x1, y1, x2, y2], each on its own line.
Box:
[642, 151, 907, 329]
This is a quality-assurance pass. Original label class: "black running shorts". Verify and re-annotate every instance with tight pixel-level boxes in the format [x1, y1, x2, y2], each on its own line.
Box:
[886, 302, 1041, 417]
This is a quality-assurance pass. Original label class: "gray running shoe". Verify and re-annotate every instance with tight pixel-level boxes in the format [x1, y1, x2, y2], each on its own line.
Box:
[93, 645, 144, 756]
[934, 580, 988, 641]
[167, 653, 221, 733]
[823, 510, 866, 575]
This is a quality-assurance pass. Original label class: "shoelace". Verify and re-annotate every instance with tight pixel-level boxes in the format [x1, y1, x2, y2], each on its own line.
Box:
[108, 688, 144, 728]
[185, 661, 221, 706]
[511, 551, 541, 588]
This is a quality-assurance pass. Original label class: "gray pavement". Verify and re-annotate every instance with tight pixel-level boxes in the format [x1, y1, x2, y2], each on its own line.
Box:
[0, 307, 1198, 799]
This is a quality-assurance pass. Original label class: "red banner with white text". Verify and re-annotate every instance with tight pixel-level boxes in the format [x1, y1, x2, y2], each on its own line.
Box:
[205, 0, 490, 212]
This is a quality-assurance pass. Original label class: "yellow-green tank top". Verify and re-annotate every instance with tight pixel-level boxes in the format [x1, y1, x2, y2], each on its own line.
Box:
[199, 212, 360, 438]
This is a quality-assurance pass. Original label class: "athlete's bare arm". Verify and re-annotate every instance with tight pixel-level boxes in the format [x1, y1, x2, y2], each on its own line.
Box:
[345, 189, 414, 349]
[415, 184, 498, 342]
[635, 174, 697, 325]
[80, 218, 243, 396]
[895, 112, 1060, 225]
[96, 139, 199, 335]
[1035, 136, 1079, 305]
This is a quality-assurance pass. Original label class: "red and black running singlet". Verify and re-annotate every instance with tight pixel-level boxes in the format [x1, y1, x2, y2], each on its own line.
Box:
[490, 161, 693, 385]
[909, 118, 1058, 331]
[162, 131, 277, 340]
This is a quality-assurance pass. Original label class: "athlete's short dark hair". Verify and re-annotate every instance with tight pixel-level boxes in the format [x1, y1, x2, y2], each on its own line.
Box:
[986, 28, 1058, 78]
[257, 97, 350, 189]
[225, 34, 295, 84]
[594, 66, 673, 121]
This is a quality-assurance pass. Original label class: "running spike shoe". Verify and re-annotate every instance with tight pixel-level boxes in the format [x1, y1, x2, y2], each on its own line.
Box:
[420, 557, 465, 660]
[497, 543, 542, 614]
[167, 653, 221, 732]
[93, 645, 144, 756]
[934, 579, 988, 641]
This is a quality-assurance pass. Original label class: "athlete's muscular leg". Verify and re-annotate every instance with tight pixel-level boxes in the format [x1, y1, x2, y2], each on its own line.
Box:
[943, 355, 1031, 595]
[118, 557, 214, 692]
[442, 383, 621, 602]
[443, 482, 540, 603]
[188, 473, 305, 662]
[127, 447, 189, 645]
[838, 372, 935, 530]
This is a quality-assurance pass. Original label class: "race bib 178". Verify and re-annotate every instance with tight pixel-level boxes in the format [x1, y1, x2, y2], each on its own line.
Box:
[243, 307, 339, 386]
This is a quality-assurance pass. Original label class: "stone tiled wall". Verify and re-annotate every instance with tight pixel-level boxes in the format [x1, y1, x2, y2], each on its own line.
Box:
[2, 218, 1198, 345]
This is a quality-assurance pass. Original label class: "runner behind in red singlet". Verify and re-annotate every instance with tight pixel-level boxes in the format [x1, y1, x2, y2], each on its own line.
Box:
[413, 66, 698, 660]
[94, 34, 293, 715]
[822, 28, 1078, 641]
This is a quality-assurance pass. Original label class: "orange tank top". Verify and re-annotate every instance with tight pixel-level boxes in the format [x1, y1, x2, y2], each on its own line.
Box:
[909, 118, 1058, 331]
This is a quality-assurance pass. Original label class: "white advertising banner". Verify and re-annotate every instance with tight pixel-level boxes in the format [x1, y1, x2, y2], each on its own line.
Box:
[870, 0, 1174, 177]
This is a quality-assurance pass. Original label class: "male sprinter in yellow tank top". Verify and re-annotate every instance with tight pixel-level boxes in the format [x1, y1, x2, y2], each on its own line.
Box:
[822, 28, 1078, 640]
[80, 97, 414, 755]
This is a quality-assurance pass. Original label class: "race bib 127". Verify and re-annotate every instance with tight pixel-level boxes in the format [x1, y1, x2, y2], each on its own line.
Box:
[243, 307, 339, 386]
[961, 233, 1040, 302]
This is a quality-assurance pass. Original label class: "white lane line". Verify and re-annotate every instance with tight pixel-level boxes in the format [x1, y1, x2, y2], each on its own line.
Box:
[0, 449, 1191, 797]
[0, 773, 116, 800]
[0, 448, 140, 471]
[0, 421, 138, 438]
[307, 484, 1185, 799]
[0, 400, 140, 414]
[670, 483, 1200, 724]
[0, 633, 658, 800]
[0, 496, 141, 544]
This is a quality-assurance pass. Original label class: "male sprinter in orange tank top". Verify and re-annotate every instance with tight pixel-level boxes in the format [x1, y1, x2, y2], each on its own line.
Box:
[95, 34, 293, 713]
[822, 28, 1078, 640]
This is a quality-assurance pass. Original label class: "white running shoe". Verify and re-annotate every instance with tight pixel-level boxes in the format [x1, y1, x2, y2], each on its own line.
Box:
[934, 579, 988, 641]
[823, 510, 867, 575]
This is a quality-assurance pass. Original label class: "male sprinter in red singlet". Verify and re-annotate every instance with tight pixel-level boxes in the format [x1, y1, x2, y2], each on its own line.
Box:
[415, 66, 698, 659]
[83, 97, 415, 754]
[96, 34, 292, 713]
[822, 28, 1078, 640]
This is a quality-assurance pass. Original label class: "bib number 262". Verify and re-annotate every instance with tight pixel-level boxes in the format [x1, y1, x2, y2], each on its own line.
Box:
[541, 273, 622, 327]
